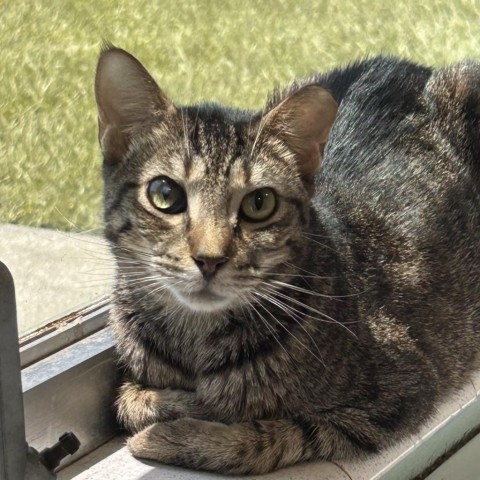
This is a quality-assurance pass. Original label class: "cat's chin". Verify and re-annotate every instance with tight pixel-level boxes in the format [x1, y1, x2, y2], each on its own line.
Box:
[171, 288, 234, 313]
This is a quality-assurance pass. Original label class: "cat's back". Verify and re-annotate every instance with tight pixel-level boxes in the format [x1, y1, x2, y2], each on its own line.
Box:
[314, 58, 480, 386]
[318, 56, 480, 242]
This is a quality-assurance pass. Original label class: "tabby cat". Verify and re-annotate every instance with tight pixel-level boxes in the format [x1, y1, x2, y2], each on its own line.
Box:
[95, 46, 480, 474]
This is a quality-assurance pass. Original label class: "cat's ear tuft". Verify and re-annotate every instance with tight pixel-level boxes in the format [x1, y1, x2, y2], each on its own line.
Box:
[261, 85, 338, 181]
[95, 47, 175, 163]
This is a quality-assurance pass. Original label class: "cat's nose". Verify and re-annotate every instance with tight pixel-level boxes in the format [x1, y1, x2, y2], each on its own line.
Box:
[192, 255, 228, 281]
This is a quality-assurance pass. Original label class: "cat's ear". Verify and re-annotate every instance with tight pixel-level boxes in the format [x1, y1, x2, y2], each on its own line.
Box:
[95, 46, 176, 163]
[261, 85, 338, 181]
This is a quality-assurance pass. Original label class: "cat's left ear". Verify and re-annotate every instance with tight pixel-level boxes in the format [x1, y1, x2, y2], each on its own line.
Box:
[260, 85, 338, 182]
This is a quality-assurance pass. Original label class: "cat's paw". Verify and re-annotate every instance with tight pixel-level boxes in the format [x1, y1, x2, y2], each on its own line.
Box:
[127, 421, 181, 464]
[117, 382, 194, 433]
[126, 418, 301, 474]
[127, 418, 231, 471]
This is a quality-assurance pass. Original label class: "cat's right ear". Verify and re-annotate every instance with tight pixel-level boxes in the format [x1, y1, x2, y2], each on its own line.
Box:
[95, 46, 176, 164]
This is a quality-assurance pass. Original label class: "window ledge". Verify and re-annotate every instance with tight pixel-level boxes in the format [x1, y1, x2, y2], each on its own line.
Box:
[58, 437, 352, 480]
[57, 367, 480, 480]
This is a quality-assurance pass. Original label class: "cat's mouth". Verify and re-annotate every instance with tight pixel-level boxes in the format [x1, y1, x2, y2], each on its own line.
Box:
[170, 286, 233, 313]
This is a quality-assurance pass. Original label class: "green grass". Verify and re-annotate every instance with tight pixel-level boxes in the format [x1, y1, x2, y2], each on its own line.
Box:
[2, 0, 480, 231]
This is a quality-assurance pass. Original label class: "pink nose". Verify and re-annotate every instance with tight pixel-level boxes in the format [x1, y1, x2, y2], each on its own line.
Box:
[192, 255, 228, 280]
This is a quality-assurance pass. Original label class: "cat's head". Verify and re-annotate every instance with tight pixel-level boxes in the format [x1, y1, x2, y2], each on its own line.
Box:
[95, 46, 337, 314]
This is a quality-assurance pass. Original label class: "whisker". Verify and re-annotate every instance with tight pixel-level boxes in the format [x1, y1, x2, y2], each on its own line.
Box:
[262, 272, 338, 279]
[262, 283, 358, 338]
[301, 231, 337, 240]
[130, 280, 183, 309]
[122, 275, 176, 286]
[180, 108, 191, 160]
[240, 294, 295, 365]
[300, 234, 338, 253]
[283, 261, 335, 279]
[252, 264, 340, 280]
[254, 290, 326, 367]
[53, 207, 84, 232]
[249, 104, 267, 159]
[251, 291, 326, 366]
[270, 279, 367, 300]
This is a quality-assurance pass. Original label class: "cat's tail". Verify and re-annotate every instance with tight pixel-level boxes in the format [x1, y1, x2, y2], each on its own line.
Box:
[127, 416, 379, 474]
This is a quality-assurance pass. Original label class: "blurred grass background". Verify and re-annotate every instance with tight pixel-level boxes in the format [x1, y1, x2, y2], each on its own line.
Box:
[1, 0, 480, 232]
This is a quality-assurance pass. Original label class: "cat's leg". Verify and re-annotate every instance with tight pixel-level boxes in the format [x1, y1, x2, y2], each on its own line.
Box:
[127, 417, 376, 474]
[116, 381, 203, 433]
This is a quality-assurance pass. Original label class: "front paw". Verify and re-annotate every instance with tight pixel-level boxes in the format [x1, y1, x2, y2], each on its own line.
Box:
[116, 382, 194, 433]
[127, 419, 229, 470]
[127, 421, 180, 464]
[127, 418, 304, 475]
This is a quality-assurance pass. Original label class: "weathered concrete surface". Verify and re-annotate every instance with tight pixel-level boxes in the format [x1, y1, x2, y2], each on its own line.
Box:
[0, 224, 114, 336]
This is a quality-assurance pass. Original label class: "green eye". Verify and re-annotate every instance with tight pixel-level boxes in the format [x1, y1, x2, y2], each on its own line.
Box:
[147, 176, 187, 214]
[240, 188, 277, 222]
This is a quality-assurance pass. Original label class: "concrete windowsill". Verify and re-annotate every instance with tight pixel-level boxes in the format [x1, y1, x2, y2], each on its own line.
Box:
[59, 369, 480, 480]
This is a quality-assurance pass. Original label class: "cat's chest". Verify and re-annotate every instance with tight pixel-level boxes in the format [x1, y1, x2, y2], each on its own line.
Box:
[145, 322, 303, 419]
[151, 314, 280, 374]
[195, 355, 299, 421]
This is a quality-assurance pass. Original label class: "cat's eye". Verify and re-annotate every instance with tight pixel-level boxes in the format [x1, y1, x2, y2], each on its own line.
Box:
[240, 188, 277, 222]
[147, 176, 187, 214]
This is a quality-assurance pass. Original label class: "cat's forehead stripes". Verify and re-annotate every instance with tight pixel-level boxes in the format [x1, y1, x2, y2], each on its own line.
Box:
[181, 106, 250, 178]
[142, 106, 302, 195]
[189, 123, 238, 176]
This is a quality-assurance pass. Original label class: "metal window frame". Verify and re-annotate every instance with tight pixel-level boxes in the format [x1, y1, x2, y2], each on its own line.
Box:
[19, 298, 110, 368]
[1, 261, 27, 479]
[1, 261, 119, 477]
[23, 326, 119, 469]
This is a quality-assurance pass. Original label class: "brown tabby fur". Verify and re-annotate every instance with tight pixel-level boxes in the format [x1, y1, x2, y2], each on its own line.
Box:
[95, 46, 480, 474]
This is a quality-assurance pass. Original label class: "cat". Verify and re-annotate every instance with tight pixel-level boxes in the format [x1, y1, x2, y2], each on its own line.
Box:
[94, 45, 480, 475]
